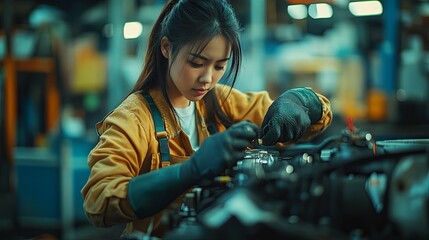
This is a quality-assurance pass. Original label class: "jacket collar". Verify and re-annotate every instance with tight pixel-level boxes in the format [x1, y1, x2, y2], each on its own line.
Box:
[148, 87, 212, 140]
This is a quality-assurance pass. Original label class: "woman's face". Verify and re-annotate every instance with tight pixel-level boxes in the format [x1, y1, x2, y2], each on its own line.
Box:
[163, 35, 231, 108]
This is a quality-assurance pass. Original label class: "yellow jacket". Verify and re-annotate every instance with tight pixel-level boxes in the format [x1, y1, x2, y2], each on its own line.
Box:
[81, 85, 332, 236]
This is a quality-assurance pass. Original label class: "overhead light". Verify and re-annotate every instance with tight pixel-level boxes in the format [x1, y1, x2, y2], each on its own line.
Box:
[308, 3, 333, 19]
[287, 4, 308, 20]
[349, 1, 383, 17]
[123, 22, 143, 39]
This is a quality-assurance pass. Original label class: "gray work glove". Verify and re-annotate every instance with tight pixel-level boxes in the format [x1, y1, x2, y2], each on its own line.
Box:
[261, 88, 322, 145]
[185, 121, 260, 180]
[128, 121, 259, 219]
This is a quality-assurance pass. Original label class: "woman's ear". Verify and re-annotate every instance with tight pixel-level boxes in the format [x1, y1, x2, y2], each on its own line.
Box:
[160, 37, 171, 59]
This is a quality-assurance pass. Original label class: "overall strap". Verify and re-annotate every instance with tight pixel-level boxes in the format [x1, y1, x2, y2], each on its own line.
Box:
[207, 124, 218, 135]
[143, 93, 171, 167]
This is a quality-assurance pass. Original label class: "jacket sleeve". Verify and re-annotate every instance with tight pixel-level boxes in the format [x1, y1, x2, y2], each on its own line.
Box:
[216, 85, 274, 125]
[81, 107, 149, 227]
[218, 85, 333, 142]
[299, 90, 333, 141]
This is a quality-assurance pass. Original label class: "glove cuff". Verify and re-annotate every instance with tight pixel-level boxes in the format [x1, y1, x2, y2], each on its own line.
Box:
[179, 158, 201, 183]
[127, 162, 197, 219]
[282, 88, 323, 124]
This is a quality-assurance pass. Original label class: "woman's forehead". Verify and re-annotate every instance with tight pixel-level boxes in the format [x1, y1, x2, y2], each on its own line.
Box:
[184, 36, 232, 59]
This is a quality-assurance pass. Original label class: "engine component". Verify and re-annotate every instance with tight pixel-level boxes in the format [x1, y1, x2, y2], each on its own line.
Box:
[162, 128, 429, 240]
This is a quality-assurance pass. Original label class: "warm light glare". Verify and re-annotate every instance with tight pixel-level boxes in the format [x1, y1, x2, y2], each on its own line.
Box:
[287, 4, 308, 20]
[349, 1, 383, 17]
[308, 3, 333, 19]
[123, 22, 143, 39]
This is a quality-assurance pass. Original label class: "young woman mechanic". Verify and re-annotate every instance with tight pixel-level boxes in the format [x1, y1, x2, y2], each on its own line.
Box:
[82, 0, 333, 237]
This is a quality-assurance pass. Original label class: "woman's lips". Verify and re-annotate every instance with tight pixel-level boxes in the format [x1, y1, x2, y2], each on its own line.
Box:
[193, 88, 208, 96]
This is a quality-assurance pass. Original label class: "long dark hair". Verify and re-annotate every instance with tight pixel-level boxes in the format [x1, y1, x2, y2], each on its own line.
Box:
[132, 0, 242, 130]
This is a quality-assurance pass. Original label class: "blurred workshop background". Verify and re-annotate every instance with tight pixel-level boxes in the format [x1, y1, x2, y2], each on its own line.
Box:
[1, 0, 428, 239]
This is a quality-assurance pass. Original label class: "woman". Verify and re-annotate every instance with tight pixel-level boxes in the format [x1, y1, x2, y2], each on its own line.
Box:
[81, 0, 333, 237]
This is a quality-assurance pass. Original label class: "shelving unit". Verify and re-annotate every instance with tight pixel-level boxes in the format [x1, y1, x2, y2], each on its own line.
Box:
[1, 0, 61, 236]
[1, 50, 61, 183]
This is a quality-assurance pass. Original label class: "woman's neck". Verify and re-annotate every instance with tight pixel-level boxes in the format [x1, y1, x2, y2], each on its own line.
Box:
[166, 81, 190, 108]
[172, 98, 190, 108]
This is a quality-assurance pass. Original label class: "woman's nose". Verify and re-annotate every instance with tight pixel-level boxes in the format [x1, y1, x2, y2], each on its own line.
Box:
[199, 67, 212, 84]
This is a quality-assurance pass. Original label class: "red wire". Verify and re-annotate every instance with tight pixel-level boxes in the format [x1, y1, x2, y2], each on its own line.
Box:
[346, 117, 355, 133]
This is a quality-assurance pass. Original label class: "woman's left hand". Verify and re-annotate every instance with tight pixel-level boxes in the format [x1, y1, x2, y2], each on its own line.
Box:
[260, 97, 310, 145]
[260, 88, 322, 145]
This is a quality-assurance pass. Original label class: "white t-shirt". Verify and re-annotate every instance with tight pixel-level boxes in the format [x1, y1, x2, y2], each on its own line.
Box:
[174, 101, 199, 150]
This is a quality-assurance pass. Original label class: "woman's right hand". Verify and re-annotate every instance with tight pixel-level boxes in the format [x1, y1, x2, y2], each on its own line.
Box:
[128, 121, 259, 219]
[188, 121, 259, 180]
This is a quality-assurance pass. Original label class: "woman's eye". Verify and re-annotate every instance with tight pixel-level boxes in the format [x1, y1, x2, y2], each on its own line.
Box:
[189, 61, 203, 68]
[215, 66, 226, 71]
